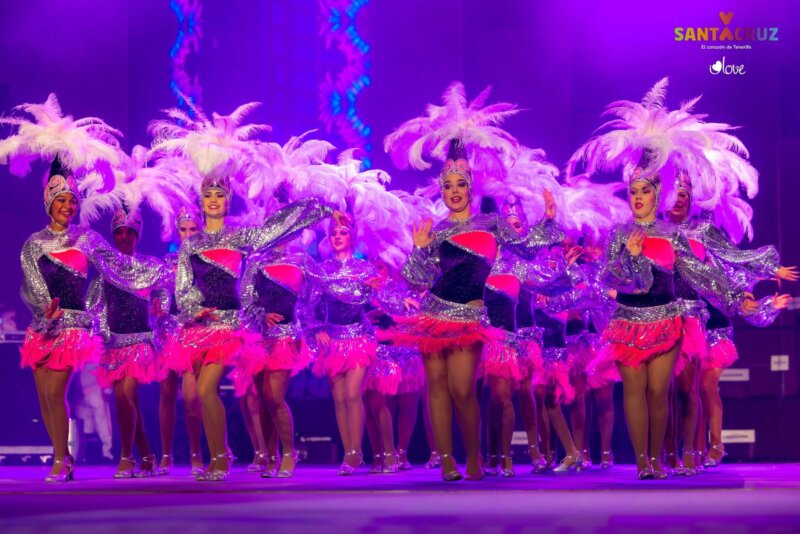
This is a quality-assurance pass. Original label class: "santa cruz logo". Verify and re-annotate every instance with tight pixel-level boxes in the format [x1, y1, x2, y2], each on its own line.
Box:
[675, 11, 779, 43]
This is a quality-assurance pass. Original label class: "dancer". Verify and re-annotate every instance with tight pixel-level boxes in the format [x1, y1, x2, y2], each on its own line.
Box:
[568, 78, 755, 479]
[241, 244, 315, 478]
[155, 207, 205, 476]
[91, 209, 166, 478]
[306, 215, 384, 475]
[3, 95, 165, 482]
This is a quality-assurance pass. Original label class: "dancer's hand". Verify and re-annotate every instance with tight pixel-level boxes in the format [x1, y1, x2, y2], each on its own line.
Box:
[264, 312, 284, 328]
[740, 297, 759, 315]
[543, 189, 557, 220]
[413, 219, 434, 248]
[315, 330, 331, 348]
[194, 307, 220, 322]
[44, 298, 63, 321]
[607, 289, 618, 299]
[775, 266, 799, 282]
[772, 293, 792, 310]
[626, 228, 646, 257]
[565, 246, 583, 266]
[150, 297, 165, 319]
[403, 296, 420, 312]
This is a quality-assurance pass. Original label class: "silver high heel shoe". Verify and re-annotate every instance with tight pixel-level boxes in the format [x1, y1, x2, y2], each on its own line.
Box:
[277, 450, 299, 478]
[368, 453, 384, 474]
[529, 446, 549, 474]
[190, 453, 205, 478]
[261, 455, 279, 478]
[114, 456, 136, 479]
[440, 453, 463, 482]
[247, 451, 267, 473]
[650, 456, 668, 480]
[483, 454, 500, 476]
[157, 454, 173, 476]
[135, 454, 157, 478]
[204, 452, 234, 482]
[382, 452, 400, 474]
[44, 457, 75, 483]
[576, 450, 592, 471]
[553, 454, 579, 473]
[600, 450, 615, 469]
[338, 450, 363, 476]
[637, 454, 654, 480]
[397, 448, 412, 470]
[704, 444, 727, 467]
[499, 454, 515, 478]
[424, 451, 442, 469]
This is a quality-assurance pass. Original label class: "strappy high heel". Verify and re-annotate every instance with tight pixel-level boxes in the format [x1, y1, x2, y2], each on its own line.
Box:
[636, 454, 654, 480]
[247, 451, 268, 473]
[483, 454, 500, 476]
[664, 452, 686, 476]
[440, 453, 463, 482]
[338, 450, 363, 476]
[157, 454, 173, 476]
[190, 453, 205, 478]
[681, 451, 698, 476]
[277, 450, 299, 478]
[135, 454, 157, 478]
[382, 452, 400, 474]
[705, 444, 727, 467]
[44, 457, 75, 483]
[424, 451, 442, 469]
[261, 455, 279, 478]
[114, 456, 136, 479]
[650, 456, 668, 480]
[397, 448, 412, 470]
[553, 454, 579, 473]
[576, 450, 592, 472]
[204, 452, 234, 482]
[499, 454, 515, 478]
[600, 450, 614, 469]
[529, 446, 549, 474]
[369, 453, 384, 474]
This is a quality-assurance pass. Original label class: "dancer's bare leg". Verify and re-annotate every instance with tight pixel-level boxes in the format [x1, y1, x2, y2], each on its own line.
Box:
[446, 343, 482, 476]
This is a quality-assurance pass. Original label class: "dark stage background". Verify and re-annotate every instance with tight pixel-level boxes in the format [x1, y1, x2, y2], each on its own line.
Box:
[0, 0, 798, 463]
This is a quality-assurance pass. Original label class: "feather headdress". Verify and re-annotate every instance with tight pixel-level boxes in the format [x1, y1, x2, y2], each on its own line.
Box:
[384, 81, 521, 199]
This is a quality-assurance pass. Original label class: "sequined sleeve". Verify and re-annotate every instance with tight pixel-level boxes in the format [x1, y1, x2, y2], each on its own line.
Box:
[701, 223, 780, 292]
[740, 295, 781, 327]
[520, 254, 572, 297]
[401, 243, 439, 290]
[496, 216, 565, 260]
[86, 277, 109, 342]
[19, 238, 50, 331]
[175, 241, 205, 324]
[236, 197, 333, 253]
[600, 226, 654, 294]
[674, 231, 741, 315]
[84, 230, 165, 291]
[371, 279, 415, 316]
[240, 255, 266, 331]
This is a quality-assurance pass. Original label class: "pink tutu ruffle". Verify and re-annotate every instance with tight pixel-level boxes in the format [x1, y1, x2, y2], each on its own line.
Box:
[94, 342, 159, 388]
[20, 327, 103, 371]
[161, 325, 244, 372]
[679, 315, 708, 363]
[585, 346, 621, 390]
[703, 338, 738, 370]
[535, 359, 575, 405]
[363, 357, 402, 395]
[226, 366, 255, 398]
[567, 338, 596, 379]
[312, 335, 377, 379]
[379, 315, 500, 355]
[478, 340, 522, 381]
[517, 338, 543, 382]
[603, 316, 683, 368]
[398, 353, 426, 394]
[243, 332, 312, 377]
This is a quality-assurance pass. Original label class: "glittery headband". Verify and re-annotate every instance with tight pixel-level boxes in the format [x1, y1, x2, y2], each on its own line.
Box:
[439, 158, 473, 190]
[111, 208, 143, 238]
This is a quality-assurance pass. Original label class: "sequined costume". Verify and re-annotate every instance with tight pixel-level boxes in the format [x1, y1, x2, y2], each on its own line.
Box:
[601, 220, 742, 368]
[680, 218, 782, 370]
[479, 246, 572, 381]
[240, 248, 314, 380]
[304, 257, 383, 380]
[365, 280, 423, 395]
[564, 260, 617, 387]
[388, 214, 564, 355]
[20, 226, 164, 371]
[90, 254, 167, 388]
[165, 198, 333, 371]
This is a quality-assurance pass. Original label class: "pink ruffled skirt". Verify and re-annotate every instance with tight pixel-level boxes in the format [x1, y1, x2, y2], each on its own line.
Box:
[534, 350, 575, 405]
[517, 335, 544, 383]
[585, 346, 621, 390]
[478, 336, 521, 381]
[397, 350, 426, 394]
[161, 325, 244, 372]
[20, 327, 103, 372]
[243, 332, 312, 377]
[95, 342, 160, 388]
[363, 349, 403, 395]
[312, 334, 377, 380]
[702, 328, 738, 370]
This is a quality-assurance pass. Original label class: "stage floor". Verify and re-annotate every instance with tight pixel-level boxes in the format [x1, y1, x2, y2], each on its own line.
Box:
[1, 464, 799, 532]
